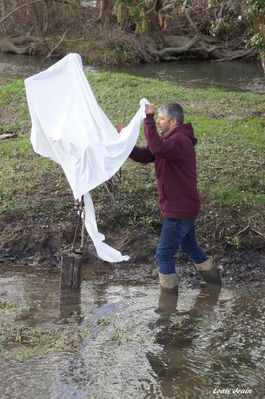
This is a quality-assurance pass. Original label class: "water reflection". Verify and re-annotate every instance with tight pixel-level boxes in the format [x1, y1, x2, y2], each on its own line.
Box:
[59, 288, 81, 319]
[146, 284, 264, 399]
[147, 286, 221, 398]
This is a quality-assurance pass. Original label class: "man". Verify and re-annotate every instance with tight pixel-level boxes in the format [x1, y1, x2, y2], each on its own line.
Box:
[129, 102, 221, 291]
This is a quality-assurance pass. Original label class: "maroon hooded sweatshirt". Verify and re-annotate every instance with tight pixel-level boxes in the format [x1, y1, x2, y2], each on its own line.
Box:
[129, 114, 200, 219]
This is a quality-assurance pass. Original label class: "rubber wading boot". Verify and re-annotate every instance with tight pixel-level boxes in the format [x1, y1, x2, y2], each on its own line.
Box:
[158, 272, 178, 293]
[158, 291, 178, 315]
[194, 256, 222, 285]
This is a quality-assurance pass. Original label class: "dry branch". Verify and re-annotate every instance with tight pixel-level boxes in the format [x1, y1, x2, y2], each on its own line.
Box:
[249, 227, 265, 240]
[0, 0, 46, 24]
[0, 133, 18, 140]
[0, 0, 83, 25]
[208, 225, 250, 251]
[182, 0, 198, 32]
[46, 28, 70, 58]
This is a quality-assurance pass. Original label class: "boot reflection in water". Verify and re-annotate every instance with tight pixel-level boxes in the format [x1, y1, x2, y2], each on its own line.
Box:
[157, 290, 178, 317]
[190, 284, 221, 315]
[148, 285, 221, 397]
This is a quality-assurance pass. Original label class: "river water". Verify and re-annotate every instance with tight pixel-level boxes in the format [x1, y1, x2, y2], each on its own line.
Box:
[0, 265, 264, 399]
[0, 53, 265, 93]
[0, 53, 265, 399]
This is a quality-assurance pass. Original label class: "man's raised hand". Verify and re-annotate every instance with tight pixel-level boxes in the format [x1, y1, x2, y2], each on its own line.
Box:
[145, 104, 156, 115]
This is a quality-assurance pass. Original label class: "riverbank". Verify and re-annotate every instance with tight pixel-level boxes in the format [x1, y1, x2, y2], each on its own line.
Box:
[0, 72, 264, 283]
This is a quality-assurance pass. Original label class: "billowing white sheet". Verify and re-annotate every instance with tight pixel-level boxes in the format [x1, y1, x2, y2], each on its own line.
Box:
[25, 53, 148, 262]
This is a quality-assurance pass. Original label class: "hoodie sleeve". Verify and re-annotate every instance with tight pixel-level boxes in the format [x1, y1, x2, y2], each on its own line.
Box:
[129, 145, 155, 163]
[144, 114, 192, 160]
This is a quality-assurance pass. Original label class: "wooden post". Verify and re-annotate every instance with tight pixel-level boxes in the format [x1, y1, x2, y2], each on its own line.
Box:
[60, 253, 82, 289]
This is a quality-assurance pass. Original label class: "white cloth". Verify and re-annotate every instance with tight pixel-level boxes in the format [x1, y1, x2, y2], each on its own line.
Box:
[25, 53, 148, 262]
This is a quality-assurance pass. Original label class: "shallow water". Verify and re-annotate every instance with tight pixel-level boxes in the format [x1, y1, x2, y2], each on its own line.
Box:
[0, 265, 264, 399]
[0, 53, 264, 93]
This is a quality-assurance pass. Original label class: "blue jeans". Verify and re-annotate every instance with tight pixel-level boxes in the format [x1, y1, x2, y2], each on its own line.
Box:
[156, 218, 208, 274]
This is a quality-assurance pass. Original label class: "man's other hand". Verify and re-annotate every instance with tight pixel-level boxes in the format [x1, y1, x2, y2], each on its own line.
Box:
[145, 104, 156, 115]
[115, 122, 124, 133]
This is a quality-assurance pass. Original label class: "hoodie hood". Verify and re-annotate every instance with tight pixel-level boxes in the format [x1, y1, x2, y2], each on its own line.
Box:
[168, 122, 197, 146]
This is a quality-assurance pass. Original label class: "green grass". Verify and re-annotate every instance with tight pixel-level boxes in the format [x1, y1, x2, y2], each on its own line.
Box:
[0, 79, 25, 104]
[0, 72, 264, 245]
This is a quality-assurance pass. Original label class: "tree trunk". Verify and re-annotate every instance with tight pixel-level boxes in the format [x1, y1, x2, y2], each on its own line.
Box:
[260, 51, 265, 74]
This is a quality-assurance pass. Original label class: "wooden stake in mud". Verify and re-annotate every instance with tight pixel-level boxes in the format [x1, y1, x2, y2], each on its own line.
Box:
[60, 181, 117, 289]
[60, 196, 85, 289]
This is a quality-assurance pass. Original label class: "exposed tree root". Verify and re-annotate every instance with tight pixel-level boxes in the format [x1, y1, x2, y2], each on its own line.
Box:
[149, 33, 257, 62]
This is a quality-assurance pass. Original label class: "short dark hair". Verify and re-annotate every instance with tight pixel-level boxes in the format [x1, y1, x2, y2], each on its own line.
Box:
[158, 102, 184, 125]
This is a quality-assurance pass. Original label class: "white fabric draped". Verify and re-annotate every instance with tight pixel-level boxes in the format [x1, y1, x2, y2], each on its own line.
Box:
[25, 53, 148, 262]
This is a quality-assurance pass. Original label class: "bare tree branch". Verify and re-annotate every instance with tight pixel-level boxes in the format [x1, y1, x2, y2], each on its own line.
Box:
[46, 28, 70, 58]
[0, 0, 46, 24]
[182, 0, 198, 32]
[0, 0, 82, 25]
[208, 225, 250, 251]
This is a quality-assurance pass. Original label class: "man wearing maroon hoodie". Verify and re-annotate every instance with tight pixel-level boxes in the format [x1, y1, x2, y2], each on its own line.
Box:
[129, 102, 221, 291]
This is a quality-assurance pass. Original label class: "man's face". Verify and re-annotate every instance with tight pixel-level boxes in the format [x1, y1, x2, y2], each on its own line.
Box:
[156, 111, 177, 137]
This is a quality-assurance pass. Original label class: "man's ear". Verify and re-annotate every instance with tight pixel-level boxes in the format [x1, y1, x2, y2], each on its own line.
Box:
[170, 117, 178, 127]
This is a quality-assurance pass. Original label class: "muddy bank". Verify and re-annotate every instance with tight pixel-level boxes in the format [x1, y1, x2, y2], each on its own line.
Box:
[0, 214, 264, 287]
[0, 215, 75, 268]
